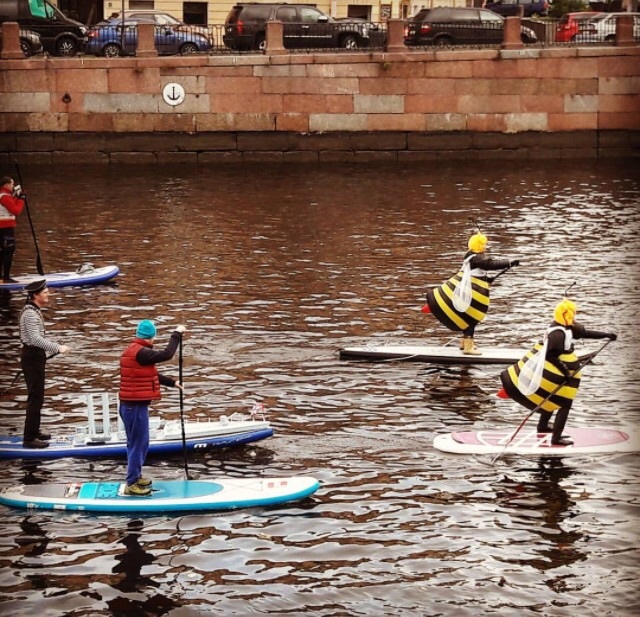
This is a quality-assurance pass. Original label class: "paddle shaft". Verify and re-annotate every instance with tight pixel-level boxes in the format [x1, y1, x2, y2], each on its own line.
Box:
[13, 161, 44, 276]
[178, 334, 190, 480]
[490, 338, 612, 465]
[1, 352, 59, 396]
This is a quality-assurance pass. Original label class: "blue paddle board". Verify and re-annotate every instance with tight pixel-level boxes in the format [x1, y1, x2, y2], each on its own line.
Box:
[0, 426, 274, 460]
[0, 265, 119, 291]
[0, 477, 320, 513]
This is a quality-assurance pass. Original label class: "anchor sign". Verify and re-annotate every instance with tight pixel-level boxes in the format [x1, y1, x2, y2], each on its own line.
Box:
[162, 83, 186, 107]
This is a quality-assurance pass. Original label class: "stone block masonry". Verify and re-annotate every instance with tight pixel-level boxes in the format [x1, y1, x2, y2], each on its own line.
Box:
[0, 45, 639, 164]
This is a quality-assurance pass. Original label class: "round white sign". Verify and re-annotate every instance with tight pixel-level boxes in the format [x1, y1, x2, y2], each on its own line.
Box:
[162, 83, 186, 107]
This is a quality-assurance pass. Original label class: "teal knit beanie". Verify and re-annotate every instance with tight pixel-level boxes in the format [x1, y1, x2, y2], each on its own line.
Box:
[136, 319, 157, 339]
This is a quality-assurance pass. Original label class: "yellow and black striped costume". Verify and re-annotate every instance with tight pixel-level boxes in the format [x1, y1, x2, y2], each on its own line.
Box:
[500, 342, 581, 414]
[426, 252, 510, 333]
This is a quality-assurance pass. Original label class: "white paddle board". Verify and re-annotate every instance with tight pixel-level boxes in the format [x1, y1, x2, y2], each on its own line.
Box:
[0, 265, 119, 291]
[433, 426, 640, 455]
[0, 476, 320, 513]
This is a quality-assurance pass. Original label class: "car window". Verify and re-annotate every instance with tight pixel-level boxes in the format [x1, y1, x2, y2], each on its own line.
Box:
[480, 9, 503, 22]
[243, 6, 272, 21]
[276, 7, 297, 22]
[300, 7, 325, 23]
[450, 9, 481, 21]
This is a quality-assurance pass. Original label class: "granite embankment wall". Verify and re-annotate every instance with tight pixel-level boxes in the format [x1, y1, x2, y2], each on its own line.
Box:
[1, 45, 639, 164]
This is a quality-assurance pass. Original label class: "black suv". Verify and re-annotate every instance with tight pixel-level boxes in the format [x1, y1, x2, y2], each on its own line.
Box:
[224, 3, 376, 51]
[0, 0, 87, 56]
[404, 6, 537, 47]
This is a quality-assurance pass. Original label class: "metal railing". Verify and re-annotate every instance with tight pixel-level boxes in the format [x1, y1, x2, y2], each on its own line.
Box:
[1, 15, 638, 59]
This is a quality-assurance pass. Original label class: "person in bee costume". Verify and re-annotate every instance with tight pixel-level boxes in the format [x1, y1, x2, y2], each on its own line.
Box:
[498, 298, 616, 445]
[423, 232, 519, 355]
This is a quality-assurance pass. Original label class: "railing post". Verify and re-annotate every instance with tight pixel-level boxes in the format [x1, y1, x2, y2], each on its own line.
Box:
[502, 16, 524, 50]
[1, 22, 24, 60]
[385, 18, 406, 53]
[615, 14, 635, 47]
[266, 20, 285, 55]
[136, 22, 158, 57]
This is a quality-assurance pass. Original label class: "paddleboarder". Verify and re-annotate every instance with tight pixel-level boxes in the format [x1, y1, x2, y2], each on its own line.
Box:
[119, 320, 186, 496]
[498, 298, 616, 445]
[0, 176, 25, 283]
[19, 279, 69, 448]
[423, 231, 519, 355]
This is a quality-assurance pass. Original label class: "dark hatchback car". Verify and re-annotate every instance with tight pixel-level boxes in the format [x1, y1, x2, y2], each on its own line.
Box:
[0, 27, 43, 56]
[484, 0, 549, 18]
[404, 6, 537, 47]
[223, 2, 377, 51]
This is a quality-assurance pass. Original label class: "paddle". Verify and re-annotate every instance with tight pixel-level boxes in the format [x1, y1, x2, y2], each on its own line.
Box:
[13, 161, 44, 276]
[178, 332, 190, 480]
[490, 338, 612, 465]
[0, 352, 59, 396]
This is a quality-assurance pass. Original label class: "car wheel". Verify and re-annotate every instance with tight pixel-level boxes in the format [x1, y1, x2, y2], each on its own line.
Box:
[434, 35, 452, 48]
[180, 42, 199, 55]
[255, 34, 266, 51]
[102, 43, 122, 58]
[19, 39, 32, 57]
[605, 34, 615, 43]
[340, 34, 359, 50]
[56, 36, 78, 57]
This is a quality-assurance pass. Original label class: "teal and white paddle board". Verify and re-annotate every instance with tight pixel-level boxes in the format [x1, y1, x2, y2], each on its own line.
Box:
[0, 476, 320, 513]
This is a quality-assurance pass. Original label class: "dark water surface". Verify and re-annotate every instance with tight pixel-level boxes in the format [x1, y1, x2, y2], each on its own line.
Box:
[0, 160, 638, 617]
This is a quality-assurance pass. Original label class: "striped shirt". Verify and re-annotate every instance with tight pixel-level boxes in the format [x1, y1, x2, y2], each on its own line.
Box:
[19, 303, 60, 355]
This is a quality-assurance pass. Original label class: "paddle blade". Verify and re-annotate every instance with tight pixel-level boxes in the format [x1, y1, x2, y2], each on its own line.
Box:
[497, 387, 510, 399]
[421, 304, 431, 314]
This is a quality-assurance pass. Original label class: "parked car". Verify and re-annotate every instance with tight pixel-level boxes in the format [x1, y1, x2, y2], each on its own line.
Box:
[555, 11, 601, 43]
[484, 0, 549, 18]
[0, 0, 87, 56]
[404, 7, 538, 47]
[0, 27, 43, 56]
[572, 12, 640, 43]
[86, 19, 212, 57]
[223, 3, 376, 51]
[104, 9, 210, 39]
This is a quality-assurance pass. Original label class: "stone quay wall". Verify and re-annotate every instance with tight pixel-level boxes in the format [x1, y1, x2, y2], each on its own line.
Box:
[0, 29, 639, 164]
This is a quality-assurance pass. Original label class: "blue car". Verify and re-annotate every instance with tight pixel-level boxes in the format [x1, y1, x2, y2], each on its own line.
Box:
[86, 19, 212, 57]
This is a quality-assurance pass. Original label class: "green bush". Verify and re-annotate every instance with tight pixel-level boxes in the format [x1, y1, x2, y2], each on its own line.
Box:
[549, 0, 589, 18]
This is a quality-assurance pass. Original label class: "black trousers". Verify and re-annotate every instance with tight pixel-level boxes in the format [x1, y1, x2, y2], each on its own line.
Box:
[21, 346, 46, 442]
[0, 228, 16, 280]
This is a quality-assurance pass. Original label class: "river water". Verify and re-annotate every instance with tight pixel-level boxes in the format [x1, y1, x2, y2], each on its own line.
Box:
[0, 160, 638, 617]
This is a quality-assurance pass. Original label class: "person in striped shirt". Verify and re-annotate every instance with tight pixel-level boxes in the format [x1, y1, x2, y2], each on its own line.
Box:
[19, 279, 69, 448]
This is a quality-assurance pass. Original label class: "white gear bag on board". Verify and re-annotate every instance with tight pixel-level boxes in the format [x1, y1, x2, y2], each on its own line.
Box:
[452, 257, 473, 312]
[517, 339, 548, 396]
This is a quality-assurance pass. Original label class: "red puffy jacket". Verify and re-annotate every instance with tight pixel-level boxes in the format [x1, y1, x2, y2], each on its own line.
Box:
[119, 339, 161, 402]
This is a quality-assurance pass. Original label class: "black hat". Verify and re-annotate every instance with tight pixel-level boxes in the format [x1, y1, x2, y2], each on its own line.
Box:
[24, 279, 47, 294]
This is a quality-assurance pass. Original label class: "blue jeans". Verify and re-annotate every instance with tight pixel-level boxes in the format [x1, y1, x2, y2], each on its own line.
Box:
[119, 401, 150, 486]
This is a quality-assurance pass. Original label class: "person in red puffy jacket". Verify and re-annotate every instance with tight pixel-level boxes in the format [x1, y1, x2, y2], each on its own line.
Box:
[118, 320, 186, 496]
[0, 176, 25, 283]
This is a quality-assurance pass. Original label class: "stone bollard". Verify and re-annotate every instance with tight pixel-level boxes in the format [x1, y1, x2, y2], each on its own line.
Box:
[1, 22, 25, 60]
[266, 20, 286, 55]
[615, 14, 635, 47]
[502, 16, 524, 50]
[136, 22, 158, 57]
[385, 19, 406, 53]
